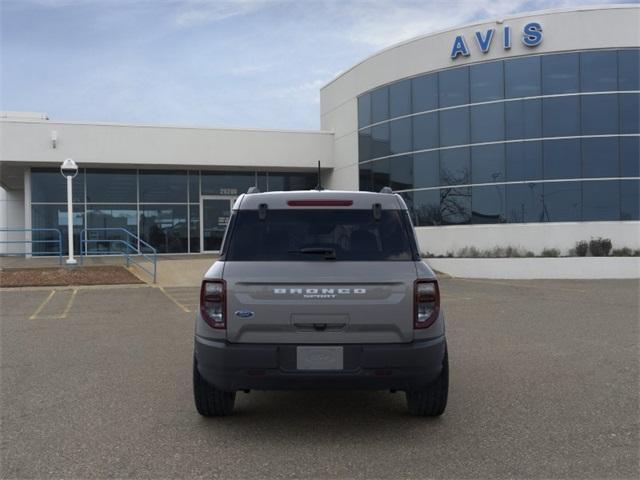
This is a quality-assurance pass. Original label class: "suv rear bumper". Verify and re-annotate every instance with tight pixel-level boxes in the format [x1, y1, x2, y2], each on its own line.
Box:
[194, 335, 446, 391]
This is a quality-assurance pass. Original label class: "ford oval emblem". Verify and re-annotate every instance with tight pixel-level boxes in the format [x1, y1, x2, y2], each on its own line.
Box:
[234, 310, 254, 318]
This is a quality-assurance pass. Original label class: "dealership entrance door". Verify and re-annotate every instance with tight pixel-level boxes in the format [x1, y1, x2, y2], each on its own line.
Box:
[200, 196, 234, 253]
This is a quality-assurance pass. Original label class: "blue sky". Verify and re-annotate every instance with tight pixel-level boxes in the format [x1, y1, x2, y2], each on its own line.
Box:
[1, 0, 634, 130]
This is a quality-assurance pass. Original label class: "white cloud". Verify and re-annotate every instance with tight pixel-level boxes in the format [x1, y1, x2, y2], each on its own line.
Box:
[172, 0, 279, 28]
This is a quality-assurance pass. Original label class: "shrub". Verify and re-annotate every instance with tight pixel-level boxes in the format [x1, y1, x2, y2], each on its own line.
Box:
[611, 247, 639, 257]
[540, 248, 560, 257]
[575, 241, 589, 257]
[589, 237, 612, 257]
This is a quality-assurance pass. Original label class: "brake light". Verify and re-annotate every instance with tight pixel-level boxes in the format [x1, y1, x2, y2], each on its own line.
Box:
[200, 279, 226, 329]
[287, 200, 353, 207]
[414, 280, 440, 329]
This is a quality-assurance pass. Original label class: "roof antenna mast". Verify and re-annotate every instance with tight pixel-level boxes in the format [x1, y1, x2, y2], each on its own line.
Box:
[315, 160, 323, 191]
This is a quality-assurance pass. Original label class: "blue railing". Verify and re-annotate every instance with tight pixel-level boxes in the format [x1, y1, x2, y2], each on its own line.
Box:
[80, 228, 157, 283]
[0, 228, 63, 265]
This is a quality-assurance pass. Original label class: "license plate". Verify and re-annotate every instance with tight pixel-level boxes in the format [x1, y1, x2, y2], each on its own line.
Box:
[296, 346, 343, 370]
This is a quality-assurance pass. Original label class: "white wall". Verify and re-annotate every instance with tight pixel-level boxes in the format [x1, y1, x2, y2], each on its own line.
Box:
[0, 186, 25, 254]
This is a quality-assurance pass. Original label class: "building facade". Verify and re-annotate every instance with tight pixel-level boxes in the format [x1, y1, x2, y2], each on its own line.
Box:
[1, 5, 639, 256]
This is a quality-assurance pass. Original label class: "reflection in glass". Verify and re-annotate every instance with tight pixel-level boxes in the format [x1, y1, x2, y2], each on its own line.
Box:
[544, 139, 581, 180]
[359, 129, 373, 162]
[618, 49, 640, 91]
[506, 183, 543, 223]
[620, 180, 639, 220]
[439, 107, 469, 147]
[471, 144, 505, 184]
[86, 169, 136, 203]
[505, 99, 542, 140]
[372, 159, 391, 192]
[543, 182, 581, 222]
[470, 60, 504, 102]
[413, 152, 439, 189]
[440, 187, 471, 225]
[268, 173, 316, 191]
[505, 56, 541, 98]
[358, 94, 371, 128]
[440, 148, 470, 186]
[621, 137, 640, 177]
[189, 171, 200, 202]
[583, 180, 620, 221]
[412, 74, 438, 113]
[582, 138, 619, 178]
[542, 96, 580, 137]
[359, 164, 373, 191]
[139, 170, 187, 203]
[139, 205, 188, 253]
[371, 86, 389, 123]
[472, 185, 505, 224]
[389, 155, 413, 191]
[202, 171, 255, 196]
[412, 189, 442, 226]
[470, 103, 504, 143]
[190, 205, 200, 253]
[389, 117, 412, 154]
[31, 204, 84, 255]
[412, 112, 439, 151]
[439, 67, 469, 108]
[620, 93, 639, 134]
[581, 51, 618, 92]
[32, 168, 85, 203]
[371, 123, 390, 159]
[86, 205, 138, 253]
[389, 79, 411, 118]
[541, 53, 579, 94]
[506, 142, 543, 182]
[581, 94, 619, 135]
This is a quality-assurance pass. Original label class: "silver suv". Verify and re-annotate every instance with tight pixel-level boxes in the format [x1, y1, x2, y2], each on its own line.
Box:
[193, 189, 448, 416]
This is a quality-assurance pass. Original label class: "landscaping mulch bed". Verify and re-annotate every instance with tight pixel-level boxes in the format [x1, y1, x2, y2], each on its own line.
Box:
[0, 266, 143, 287]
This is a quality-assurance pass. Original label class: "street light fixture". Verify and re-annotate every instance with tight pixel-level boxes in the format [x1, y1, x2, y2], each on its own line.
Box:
[60, 158, 78, 265]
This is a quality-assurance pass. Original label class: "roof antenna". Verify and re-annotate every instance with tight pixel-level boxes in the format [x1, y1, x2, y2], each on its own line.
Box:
[315, 160, 324, 191]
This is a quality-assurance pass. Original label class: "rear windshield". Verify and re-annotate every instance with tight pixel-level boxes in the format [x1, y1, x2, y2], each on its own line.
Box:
[223, 209, 417, 261]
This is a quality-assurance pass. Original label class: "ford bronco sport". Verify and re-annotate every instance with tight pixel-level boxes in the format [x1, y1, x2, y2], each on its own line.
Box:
[193, 189, 448, 416]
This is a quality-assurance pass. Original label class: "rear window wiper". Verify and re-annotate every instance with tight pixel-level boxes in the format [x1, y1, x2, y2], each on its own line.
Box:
[288, 247, 337, 260]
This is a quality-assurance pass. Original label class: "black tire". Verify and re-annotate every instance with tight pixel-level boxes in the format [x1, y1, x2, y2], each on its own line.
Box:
[405, 348, 449, 417]
[193, 359, 236, 417]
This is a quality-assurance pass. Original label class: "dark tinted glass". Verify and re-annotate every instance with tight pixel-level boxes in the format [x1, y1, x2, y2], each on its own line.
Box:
[371, 87, 389, 123]
[359, 164, 373, 191]
[372, 158, 390, 192]
[439, 107, 469, 147]
[470, 102, 504, 143]
[412, 112, 439, 151]
[505, 99, 542, 140]
[411, 189, 442, 226]
[470, 61, 504, 102]
[389, 155, 413, 191]
[190, 205, 200, 253]
[618, 49, 640, 90]
[472, 185, 505, 224]
[440, 148, 470, 185]
[505, 56, 541, 98]
[542, 96, 580, 137]
[225, 210, 415, 261]
[139, 205, 188, 253]
[581, 94, 619, 135]
[139, 170, 187, 203]
[543, 182, 581, 222]
[506, 142, 543, 181]
[371, 123, 390, 159]
[358, 94, 371, 128]
[389, 117, 412, 154]
[620, 180, 639, 220]
[86, 169, 136, 203]
[541, 53, 579, 94]
[581, 51, 618, 92]
[267, 173, 315, 191]
[413, 151, 439, 188]
[389, 79, 411, 118]
[359, 129, 373, 162]
[582, 180, 620, 221]
[582, 137, 619, 178]
[439, 67, 469, 107]
[471, 144, 505, 184]
[506, 183, 543, 223]
[621, 137, 640, 177]
[85, 205, 138, 253]
[440, 187, 471, 225]
[620, 93, 639, 134]
[189, 171, 200, 202]
[543, 139, 580, 180]
[412, 74, 438, 112]
[202, 171, 254, 196]
[31, 168, 85, 203]
[31, 204, 84, 255]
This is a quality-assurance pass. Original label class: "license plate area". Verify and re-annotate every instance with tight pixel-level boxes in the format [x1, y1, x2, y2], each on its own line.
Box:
[296, 346, 344, 370]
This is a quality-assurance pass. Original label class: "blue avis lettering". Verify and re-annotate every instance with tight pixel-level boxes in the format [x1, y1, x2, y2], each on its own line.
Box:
[451, 22, 543, 59]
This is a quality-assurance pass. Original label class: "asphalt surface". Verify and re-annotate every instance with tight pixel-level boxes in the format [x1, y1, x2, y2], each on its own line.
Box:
[1, 279, 638, 479]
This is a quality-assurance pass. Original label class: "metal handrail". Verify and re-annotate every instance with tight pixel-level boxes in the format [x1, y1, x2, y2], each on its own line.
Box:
[80, 228, 157, 282]
[0, 228, 63, 265]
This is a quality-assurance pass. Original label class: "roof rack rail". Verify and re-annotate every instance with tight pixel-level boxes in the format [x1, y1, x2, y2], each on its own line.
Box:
[247, 186, 261, 194]
[379, 186, 394, 194]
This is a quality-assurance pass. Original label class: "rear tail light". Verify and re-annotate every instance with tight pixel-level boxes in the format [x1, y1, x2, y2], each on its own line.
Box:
[414, 280, 440, 329]
[200, 280, 226, 329]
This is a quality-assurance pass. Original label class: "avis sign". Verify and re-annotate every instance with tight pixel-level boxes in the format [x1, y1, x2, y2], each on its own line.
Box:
[450, 22, 543, 59]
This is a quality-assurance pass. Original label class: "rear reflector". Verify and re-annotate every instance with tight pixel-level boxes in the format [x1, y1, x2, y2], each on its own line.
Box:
[287, 200, 353, 207]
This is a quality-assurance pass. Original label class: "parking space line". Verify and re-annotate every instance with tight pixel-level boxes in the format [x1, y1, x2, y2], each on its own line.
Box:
[29, 290, 56, 320]
[58, 289, 78, 319]
[452, 278, 587, 292]
[30, 289, 79, 320]
[158, 286, 191, 313]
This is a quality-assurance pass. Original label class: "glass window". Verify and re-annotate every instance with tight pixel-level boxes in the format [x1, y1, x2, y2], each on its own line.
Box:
[190, 205, 200, 253]
[189, 171, 200, 202]
[389, 117, 412, 154]
[358, 94, 371, 128]
[412, 189, 442, 226]
[257, 172, 268, 192]
[440, 148, 470, 186]
[86, 169, 136, 203]
[439, 107, 469, 147]
[582, 137, 619, 178]
[413, 151, 439, 189]
[472, 185, 505, 224]
[359, 164, 373, 191]
[389, 155, 413, 191]
[31, 204, 84, 255]
[581, 94, 619, 135]
[505, 99, 542, 140]
[543, 139, 581, 180]
[267, 173, 315, 191]
[619, 49, 640, 91]
[372, 159, 390, 192]
[621, 137, 640, 177]
[440, 187, 471, 225]
[359, 129, 373, 162]
[31, 168, 85, 203]
[471, 144, 505, 184]
[139, 170, 187, 203]
[371, 123, 390, 159]
[506, 183, 543, 223]
[470, 102, 504, 143]
[371, 86, 389, 123]
[389, 79, 411, 118]
[505, 56, 541, 98]
[581, 51, 618, 92]
[621, 180, 639, 220]
[470, 61, 504, 102]
[139, 205, 188, 253]
[620, 93, 639, 134]
[541, 52, 579, 95]
[582, 180, 620, 221]
[439, 67, 469, 108]
[85, 205, 138, 254]
[202, 171, 255, 196]
[412, 112, 439, 151]
[506, 141, 543, 182]
[542, 96, 580, 137]
[543, 182, 581, 222]
[412, 74, 438, 113]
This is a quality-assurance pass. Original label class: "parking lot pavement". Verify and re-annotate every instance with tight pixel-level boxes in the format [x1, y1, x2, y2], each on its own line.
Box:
[1, 279, 638, 479]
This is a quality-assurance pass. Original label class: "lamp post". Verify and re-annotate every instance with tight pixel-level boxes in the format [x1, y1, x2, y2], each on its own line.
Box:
[60, 158, 78, 265]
